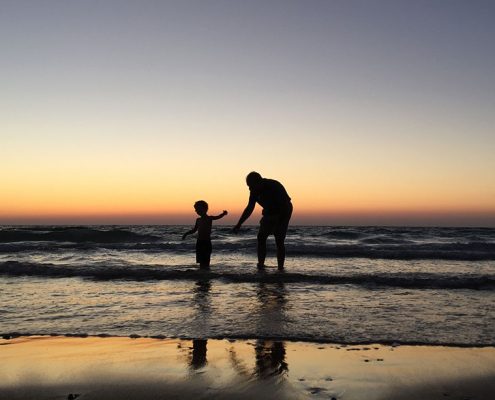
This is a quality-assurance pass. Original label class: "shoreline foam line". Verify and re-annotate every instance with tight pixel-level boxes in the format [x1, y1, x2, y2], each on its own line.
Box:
[2, 334, 495, 348]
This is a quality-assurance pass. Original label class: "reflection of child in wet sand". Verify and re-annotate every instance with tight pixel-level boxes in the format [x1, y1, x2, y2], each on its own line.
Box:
[182, 201, 228, 269]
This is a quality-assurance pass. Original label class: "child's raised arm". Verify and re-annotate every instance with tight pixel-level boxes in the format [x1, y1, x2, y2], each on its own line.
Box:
[182, 220, 199, 240]
[211, 210, 228, 220]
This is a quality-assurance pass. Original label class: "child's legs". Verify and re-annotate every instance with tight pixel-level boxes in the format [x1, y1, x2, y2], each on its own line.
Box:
[196, 240, 212, 269]
[200, 253, 210, 269]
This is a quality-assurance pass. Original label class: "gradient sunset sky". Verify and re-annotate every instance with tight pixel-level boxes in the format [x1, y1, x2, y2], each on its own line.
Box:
[1, 0, 494, 226]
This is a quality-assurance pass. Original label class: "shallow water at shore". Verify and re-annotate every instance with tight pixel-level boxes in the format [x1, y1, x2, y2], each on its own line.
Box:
[1, 225, 494, 346]
[1, 274, 493, 345]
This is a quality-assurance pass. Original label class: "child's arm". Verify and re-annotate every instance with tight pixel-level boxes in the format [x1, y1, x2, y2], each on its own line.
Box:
[211, 210, 228, 220]
[182, 220, 199, 240]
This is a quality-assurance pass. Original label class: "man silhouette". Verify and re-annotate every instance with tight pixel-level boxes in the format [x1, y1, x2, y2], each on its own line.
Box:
[233, 172, 293, 270]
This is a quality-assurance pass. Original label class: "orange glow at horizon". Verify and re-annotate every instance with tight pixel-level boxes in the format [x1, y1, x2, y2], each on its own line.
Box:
[2, 176, 494, 226]
[2, 154, 495, 225]
[3, 183, 494, 216]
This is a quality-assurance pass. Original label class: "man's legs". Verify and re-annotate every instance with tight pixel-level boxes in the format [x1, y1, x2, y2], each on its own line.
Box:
[274, 204, 293, 270]
[257, 216, 273, 269]
[274, 234, 286, 270]
[257, 228, 269, 268]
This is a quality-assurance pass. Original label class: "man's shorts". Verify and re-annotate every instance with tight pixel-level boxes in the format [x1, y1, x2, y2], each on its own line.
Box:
[259, 202, 293, 239]
[196, 239, 212, 264]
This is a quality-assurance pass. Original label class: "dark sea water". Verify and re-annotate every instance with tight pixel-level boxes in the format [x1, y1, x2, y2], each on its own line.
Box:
[1, 225, 494, 345]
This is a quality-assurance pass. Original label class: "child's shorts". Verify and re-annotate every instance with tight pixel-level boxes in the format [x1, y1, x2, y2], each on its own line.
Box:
[196, 239, 212, 264]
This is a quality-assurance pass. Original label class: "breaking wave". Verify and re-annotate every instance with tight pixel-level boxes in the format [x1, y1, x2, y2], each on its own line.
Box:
[1, 261, 493, 290]
[1, 226, 495, 261]
[2, 241, 495, 261]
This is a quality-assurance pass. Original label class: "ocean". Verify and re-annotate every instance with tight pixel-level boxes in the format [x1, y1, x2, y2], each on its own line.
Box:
[1, 225, 494, 346]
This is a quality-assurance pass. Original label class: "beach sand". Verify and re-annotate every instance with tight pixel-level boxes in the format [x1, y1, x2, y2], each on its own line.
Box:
[1, 336, 494, 400]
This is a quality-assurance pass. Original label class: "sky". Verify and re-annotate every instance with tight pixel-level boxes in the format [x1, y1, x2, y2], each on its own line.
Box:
[1, 0, 494, 226]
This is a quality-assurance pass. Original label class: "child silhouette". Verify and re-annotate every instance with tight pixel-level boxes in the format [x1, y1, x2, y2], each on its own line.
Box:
[182, 200, 228, 269]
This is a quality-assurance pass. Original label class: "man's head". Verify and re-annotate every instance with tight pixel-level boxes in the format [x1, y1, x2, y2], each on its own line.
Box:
[194, 200, 208, 216]
[246, 171, 263, 191]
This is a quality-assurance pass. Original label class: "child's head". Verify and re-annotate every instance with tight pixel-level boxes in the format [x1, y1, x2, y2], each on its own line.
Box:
[194, 200, 208, 216]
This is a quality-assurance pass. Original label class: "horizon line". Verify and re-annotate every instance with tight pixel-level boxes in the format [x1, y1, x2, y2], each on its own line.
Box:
[1, 222, 494, 229]
[1, 211, 495, 228]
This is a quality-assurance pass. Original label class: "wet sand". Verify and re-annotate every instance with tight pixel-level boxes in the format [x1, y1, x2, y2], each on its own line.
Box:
[1, 336, 494, 400]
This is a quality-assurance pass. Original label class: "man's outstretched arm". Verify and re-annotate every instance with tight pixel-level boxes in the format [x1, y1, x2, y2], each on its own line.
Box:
[233, 200, 255, 232]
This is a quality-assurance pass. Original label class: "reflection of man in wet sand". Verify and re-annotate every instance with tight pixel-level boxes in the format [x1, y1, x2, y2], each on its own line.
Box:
[255, 340, 288, 379]
[233, 172, 293, 270]
[254, 281, 288, 379]
[227, 281, 289, 381]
